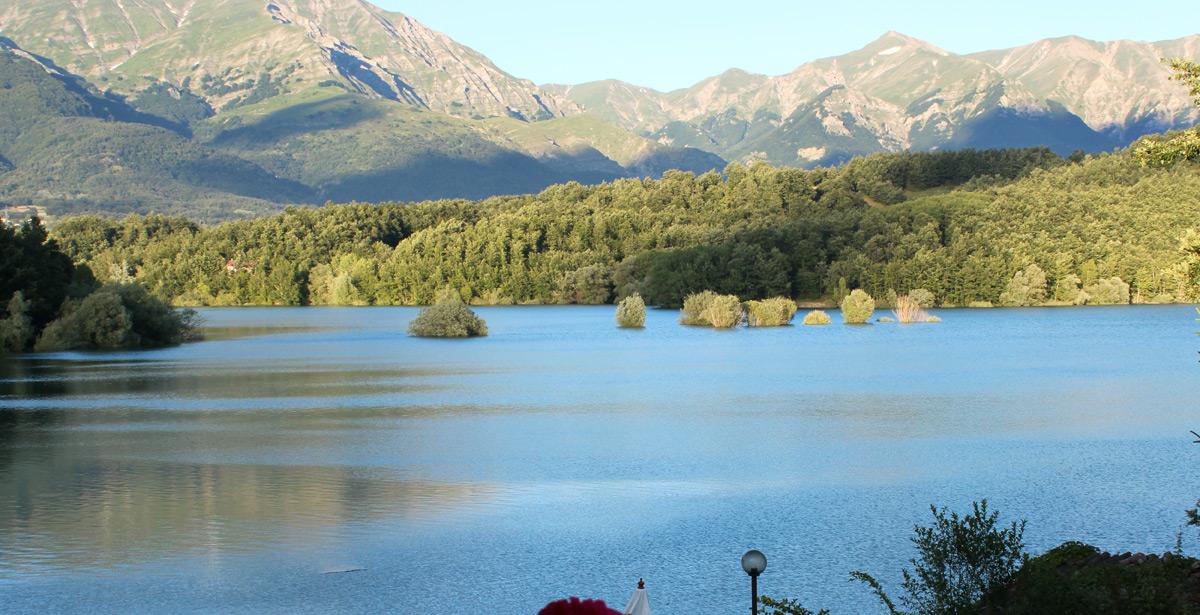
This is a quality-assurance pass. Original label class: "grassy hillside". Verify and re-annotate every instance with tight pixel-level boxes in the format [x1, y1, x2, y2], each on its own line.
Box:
[0, 40, 311, 220]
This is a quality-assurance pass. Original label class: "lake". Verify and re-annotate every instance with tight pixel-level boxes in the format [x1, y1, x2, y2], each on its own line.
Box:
[1, 305, 1198, 614]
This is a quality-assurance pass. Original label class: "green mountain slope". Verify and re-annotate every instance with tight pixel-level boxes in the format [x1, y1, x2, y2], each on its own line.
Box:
[0, 33, 721, 220]
[0, 40, 313, 219]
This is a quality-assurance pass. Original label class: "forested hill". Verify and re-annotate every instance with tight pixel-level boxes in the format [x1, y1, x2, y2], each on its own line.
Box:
[49, 147, 1200, 309]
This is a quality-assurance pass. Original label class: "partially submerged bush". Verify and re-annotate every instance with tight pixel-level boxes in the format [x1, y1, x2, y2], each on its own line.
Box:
[616, 293, 646, 328]
[702, 294, 744, 329]
[802, 310, 832, 326]
[35, 284, 196, 351]
[681, 291, 742, 327]
[894, 294, 938, 324]
[408, 296, 488, 338]
[747, 297, 798, 327]
[840, 289, 875, 324]
[680, 291, 720, 326]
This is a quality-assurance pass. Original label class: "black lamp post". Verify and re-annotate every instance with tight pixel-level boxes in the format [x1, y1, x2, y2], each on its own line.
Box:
[741, 549, 767, 615]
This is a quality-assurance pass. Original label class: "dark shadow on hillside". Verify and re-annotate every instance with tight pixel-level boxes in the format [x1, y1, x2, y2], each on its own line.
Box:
[628, 147, 727, 177]
[171, 155, 317, 203]
[942, 103, 1115, 155]
[0, 36, 190, 136]
[206, 95, 388, 147]
[318, 149, 624, 203]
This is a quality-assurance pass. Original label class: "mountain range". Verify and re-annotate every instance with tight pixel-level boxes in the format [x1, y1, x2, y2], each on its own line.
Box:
[0, 0, 1196, 220]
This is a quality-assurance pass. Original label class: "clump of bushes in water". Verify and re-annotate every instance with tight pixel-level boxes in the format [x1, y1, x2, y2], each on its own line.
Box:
[680, 291, 743, 328]
[615, 293, 646, 328]
[840, 289, 875, 324]
[893, 294, 941, 324]
[680, 291, 719, 325]
[408, 292, 488, 338]
[746, 297, 798, 327]
[802, 310, 832, 326]
[35, 284, 199, 351]
[703, 295, 744, 328]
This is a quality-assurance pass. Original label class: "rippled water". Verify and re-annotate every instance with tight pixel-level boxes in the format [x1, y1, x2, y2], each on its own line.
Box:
[1, 306, 1198, 614]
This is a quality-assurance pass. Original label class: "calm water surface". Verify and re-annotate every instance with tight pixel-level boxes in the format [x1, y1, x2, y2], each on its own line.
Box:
[1, 306, 1198, 614]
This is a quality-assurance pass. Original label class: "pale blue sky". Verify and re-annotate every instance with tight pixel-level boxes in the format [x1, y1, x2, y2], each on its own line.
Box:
[375, 0, 1197, 91]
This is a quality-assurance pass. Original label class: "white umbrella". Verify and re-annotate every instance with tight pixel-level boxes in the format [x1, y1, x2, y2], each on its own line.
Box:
[623, 578, 651, 615]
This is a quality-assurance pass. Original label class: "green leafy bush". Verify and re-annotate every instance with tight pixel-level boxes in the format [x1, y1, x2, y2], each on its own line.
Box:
[999, 264, 1048, 306]
[702, 294, 744, 329]
[802, 310, 832, 326]
[852, 499, 1027, 615]
[759, 596, 829, 615]
[0, 291, 34, 352]
[840, 289, 875, 324]
[680, 291, 743, 328]
[988, 542, 1200, 614]
[35, 283, 197, 351]
[557, 264, 614, 305]
[746, 297, 798, 327]
[615, 293, 646, 328]
[408, 297, 488, 338]
[1081, 277, 1131, 305]
[907, 288, 936, 308]
[680, 291, 721, 326]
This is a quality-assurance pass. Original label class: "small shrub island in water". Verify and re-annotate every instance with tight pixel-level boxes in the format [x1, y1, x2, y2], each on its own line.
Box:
[803, 310, 832, 326]
[408, 296, 489, 338]
[840, 289, 876, 324]
[746, 297, 799, 327]
[615, 293, 646, 328]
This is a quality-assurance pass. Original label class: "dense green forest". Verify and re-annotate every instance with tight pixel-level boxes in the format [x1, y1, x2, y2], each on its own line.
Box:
[0, 217, 192, 352]
[43, 145, 1200, 309]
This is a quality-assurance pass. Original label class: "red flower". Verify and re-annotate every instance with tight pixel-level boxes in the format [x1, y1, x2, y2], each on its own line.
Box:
[538, 597, 622, 615]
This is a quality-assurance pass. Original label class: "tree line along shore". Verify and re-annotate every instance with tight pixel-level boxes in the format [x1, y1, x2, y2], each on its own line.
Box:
[4, 139, 1200, 350]
[28, 145, 1200, 312]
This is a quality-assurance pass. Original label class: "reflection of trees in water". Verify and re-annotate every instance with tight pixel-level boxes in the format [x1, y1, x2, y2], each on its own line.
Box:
[0, 455, 492, 573]
[0, 357, 460, 401]
[0, 357, 493, 574]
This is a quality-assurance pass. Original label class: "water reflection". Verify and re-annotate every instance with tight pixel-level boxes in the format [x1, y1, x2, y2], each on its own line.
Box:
[0, 454, 491, 574]
[0, 306, 1197, 614]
